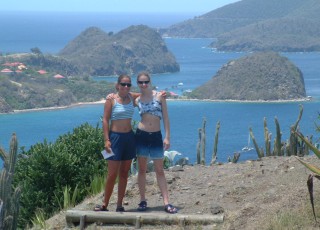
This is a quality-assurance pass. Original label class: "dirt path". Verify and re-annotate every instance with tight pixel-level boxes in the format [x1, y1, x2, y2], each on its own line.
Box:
[47, 155, 320, 229]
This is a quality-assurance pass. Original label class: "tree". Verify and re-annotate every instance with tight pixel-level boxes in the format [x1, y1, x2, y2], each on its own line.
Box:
[30, 47, 42, 55]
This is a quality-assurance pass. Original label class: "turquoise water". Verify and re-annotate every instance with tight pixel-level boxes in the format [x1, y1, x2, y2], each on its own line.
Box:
[1, 13, 320, 167]
[0, 100, 318, 166]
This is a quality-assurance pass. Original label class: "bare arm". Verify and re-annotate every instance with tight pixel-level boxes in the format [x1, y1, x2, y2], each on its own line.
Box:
[160, 94, 170, 150]
[129, 92, 141, 100]
[102, 98, 113, 153]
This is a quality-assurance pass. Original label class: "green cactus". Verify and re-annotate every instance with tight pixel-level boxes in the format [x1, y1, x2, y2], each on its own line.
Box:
[0, 133, 21, 230]
[263, 118, 272, 156]
[201, 118, 206, 165]
[196, 128, 201, 164]
[303, 135, 312, 156]
[288, 104, 303, 156]
[274, 117, 282, 156]
[250, 128, 264, 158]
[211, 121, 220, 165]
[228, 152, 240, 163]
[294, 130, 320, 221]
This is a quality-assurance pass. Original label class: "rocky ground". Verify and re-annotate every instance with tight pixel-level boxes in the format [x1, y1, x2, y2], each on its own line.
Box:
[46, 155, 320, 229]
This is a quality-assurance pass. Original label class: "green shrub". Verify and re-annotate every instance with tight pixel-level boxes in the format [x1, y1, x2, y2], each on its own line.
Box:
[13, 122, 107, 227]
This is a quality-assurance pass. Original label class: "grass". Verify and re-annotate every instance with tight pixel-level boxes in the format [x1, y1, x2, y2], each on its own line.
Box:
[31, 209, 48, 229]
[87, 174, 106, 195]
[264, 194, 320, 230]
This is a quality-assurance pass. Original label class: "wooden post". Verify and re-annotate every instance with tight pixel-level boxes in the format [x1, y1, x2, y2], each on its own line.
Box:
[135, 215, 141, 229]
[66, 210, 224, 227]
[79, 215, 86, 230]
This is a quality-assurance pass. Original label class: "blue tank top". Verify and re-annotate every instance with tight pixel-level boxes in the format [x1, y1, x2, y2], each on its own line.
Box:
[110, 95, 134, 120]
[138, 92, 162, 119]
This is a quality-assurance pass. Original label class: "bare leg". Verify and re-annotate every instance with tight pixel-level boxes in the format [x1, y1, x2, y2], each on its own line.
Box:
[103, 160, 121, 208]
[117, 159, 132, 207]
[153, 159, 169, 205]
[137, 157, 148, 202]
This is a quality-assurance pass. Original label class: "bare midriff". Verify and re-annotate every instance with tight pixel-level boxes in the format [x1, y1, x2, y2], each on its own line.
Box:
[110, 119, 132, 133]
[138, 113, 161, 132]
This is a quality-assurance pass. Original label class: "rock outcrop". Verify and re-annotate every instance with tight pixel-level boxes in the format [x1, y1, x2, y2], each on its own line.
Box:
[189, 52, 306, 101]
[59, 25, 180, 76]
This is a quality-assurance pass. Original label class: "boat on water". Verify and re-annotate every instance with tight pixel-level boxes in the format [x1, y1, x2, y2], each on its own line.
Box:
[242, 133, 254, 152]
[178, 82, 183, 86]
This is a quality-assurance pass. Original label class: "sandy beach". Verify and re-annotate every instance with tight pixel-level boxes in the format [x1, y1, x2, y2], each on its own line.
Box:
[4, 96, 313, 115]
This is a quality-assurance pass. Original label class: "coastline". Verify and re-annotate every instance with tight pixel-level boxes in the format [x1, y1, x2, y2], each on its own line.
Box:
[2, 97, 314, 115]
[8, 100, 106, 114]
[168, 97, 313, 103]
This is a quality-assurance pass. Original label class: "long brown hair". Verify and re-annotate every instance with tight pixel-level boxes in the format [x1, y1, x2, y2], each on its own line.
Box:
[117, 74, 131, 83]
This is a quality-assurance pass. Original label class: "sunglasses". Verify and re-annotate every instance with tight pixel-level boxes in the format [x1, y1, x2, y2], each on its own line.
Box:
[119, 82, 132, 87]
[137, 81, 150, 85]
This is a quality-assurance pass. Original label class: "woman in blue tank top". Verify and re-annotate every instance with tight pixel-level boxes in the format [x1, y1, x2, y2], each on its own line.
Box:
[135, 72, 178, 214]
[94, 74, 139, 212]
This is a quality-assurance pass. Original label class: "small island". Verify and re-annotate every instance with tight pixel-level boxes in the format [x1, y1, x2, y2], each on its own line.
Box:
[59, 25, 180, 76]
[188, 52, 307, 101]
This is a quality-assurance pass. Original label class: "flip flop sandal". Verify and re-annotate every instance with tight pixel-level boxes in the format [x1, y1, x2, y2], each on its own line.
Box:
[164, 204, 178, 214]
[137, 201, 147, 211]
[116, 206, 125, 212]
[94, 204, 108, 211]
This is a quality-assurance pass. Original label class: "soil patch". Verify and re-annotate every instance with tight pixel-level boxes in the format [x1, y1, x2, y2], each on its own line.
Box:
[46, 155, 320, 229]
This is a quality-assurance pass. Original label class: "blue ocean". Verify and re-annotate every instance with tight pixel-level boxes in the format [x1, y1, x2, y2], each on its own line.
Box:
[1, 12, 320, 167]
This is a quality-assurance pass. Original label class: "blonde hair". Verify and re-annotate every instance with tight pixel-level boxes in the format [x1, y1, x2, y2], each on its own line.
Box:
[137, 72, 151, 81]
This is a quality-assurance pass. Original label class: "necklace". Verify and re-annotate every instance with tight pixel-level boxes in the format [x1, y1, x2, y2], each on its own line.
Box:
[117, 93, 128, 100]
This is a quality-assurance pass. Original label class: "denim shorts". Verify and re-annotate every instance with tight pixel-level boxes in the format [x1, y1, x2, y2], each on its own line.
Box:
[135, 128, 164, 159]
[108, 130, 136, 161]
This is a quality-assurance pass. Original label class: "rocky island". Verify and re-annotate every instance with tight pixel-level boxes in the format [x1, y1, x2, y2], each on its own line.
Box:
[188, 52, 307, 101]
[59, 25, 180, 76]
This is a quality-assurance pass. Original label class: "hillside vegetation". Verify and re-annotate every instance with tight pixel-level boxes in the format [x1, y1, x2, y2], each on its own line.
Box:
[188, 52, 306, 101]
[162, 0, 320, 52]
[0, 25, 178, 113]
[0, 72, 114, 113]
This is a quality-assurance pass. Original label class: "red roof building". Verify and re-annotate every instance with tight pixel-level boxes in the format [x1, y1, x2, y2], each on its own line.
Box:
[37, 70, 47, 74]
[1, 68, 13, 73]
[54, 74, 65, 79]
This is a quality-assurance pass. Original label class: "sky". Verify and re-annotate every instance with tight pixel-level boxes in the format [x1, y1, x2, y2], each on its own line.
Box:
[1, 0, 240, 14]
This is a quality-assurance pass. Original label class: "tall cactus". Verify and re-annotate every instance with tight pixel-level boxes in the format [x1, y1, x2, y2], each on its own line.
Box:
[211, 121, 220, 165]
[0, 133, 21, 230]
[263, 118, 272, 156]
[274, 117, 282, 156]
[196, 128, 201, 164]
[289, 104, 304, 156]
[201, 118, 206, 165]
[250, 127, 264, 158]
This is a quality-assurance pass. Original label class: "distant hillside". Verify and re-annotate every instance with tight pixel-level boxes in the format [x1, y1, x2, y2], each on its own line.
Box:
[0, 55, 116, 113]
[215, 17, 320, 52]
[162, 0, 320, 52]
[0, 72, 114, 113]
[59, 25, 180, 76]
[188, 52, 306, 101]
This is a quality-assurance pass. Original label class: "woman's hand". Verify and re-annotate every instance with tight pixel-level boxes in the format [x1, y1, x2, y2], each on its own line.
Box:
[163, 138, 170, 151]
[105, 140, 112, 153]
[160, 90, 167, 98]
[106, 93, 116, 100]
